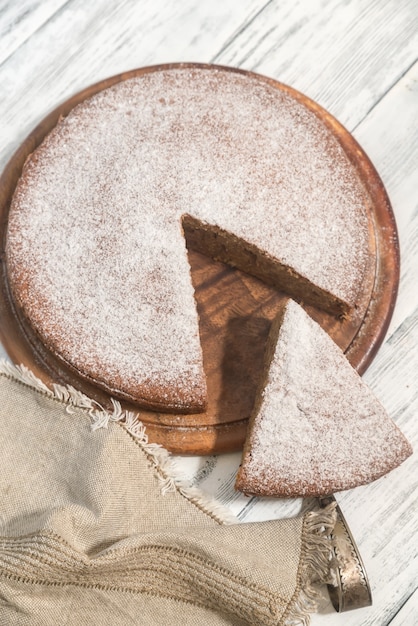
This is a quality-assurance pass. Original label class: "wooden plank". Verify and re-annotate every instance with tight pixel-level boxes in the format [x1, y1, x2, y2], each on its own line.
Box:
[215, 0, 418, 129]
[390, 588, 418, 625]
[0, 0, 68, 66]
[310, 63, 418, 626]
[0, 0, 268, 171]
[353, 61, 418, 334]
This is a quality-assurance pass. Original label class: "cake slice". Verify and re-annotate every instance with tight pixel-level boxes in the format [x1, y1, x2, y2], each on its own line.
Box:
[235, 299, 412, 497]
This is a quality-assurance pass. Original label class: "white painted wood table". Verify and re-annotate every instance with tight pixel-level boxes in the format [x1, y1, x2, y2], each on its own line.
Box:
[0, 1, 417, 624]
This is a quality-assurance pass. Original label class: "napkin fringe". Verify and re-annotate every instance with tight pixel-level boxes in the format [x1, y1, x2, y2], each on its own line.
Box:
[1, 360, 338, 624]
[285, 502, 337, 625]
[0, 360, 237, 525]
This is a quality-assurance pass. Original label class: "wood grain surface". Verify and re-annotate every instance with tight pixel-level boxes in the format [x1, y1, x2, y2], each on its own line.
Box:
[0, 1, 417, 624]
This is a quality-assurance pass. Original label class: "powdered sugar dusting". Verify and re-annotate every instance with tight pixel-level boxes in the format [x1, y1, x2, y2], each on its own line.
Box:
[238, 300, 412, 496]
[6, 67, 371, 409]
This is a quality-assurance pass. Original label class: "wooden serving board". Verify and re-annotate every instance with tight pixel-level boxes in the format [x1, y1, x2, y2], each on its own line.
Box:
[0, 64, 399, 455]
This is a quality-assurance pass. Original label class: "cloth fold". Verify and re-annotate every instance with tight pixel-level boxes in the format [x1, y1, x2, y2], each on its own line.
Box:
[0, 362, 336, 625]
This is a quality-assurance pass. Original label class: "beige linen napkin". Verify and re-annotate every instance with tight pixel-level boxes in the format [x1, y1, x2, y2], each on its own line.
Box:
[0, 362, 336, 625]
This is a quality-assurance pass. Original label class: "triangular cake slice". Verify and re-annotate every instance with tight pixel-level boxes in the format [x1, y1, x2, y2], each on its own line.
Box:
[235, 299, 412, 497]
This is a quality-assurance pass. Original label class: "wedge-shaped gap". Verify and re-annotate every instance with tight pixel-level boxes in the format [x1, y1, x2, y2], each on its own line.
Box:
[182, 213, 349, 318]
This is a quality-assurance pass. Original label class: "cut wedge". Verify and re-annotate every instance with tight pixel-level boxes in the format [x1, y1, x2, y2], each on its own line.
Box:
[236, 300, 412, 497]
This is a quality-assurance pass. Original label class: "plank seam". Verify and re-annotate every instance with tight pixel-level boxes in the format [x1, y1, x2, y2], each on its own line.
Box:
[0, 0, 72, 70]
[352, 57, 418, 132]
[387, 583, 418, 624]
[210, 0, 274, 64]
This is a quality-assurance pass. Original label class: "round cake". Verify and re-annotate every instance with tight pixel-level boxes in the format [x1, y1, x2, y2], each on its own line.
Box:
[5, 65, 373, 414]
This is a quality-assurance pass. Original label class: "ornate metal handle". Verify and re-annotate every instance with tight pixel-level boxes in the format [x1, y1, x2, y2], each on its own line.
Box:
[320, 495, 373, 612]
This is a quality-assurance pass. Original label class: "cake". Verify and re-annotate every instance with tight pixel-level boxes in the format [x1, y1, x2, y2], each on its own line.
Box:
[235, 299, 412, 497]
[5, 65, 373, 413]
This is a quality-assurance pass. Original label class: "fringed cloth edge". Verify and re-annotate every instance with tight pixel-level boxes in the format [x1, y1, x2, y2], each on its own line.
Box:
[0, 359, 338, 625]
[0, 360, 237, 525]
[284, 504, 337, 625]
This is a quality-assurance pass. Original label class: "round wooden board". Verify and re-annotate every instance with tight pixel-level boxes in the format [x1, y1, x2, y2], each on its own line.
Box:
[0, 64, 400, 455]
